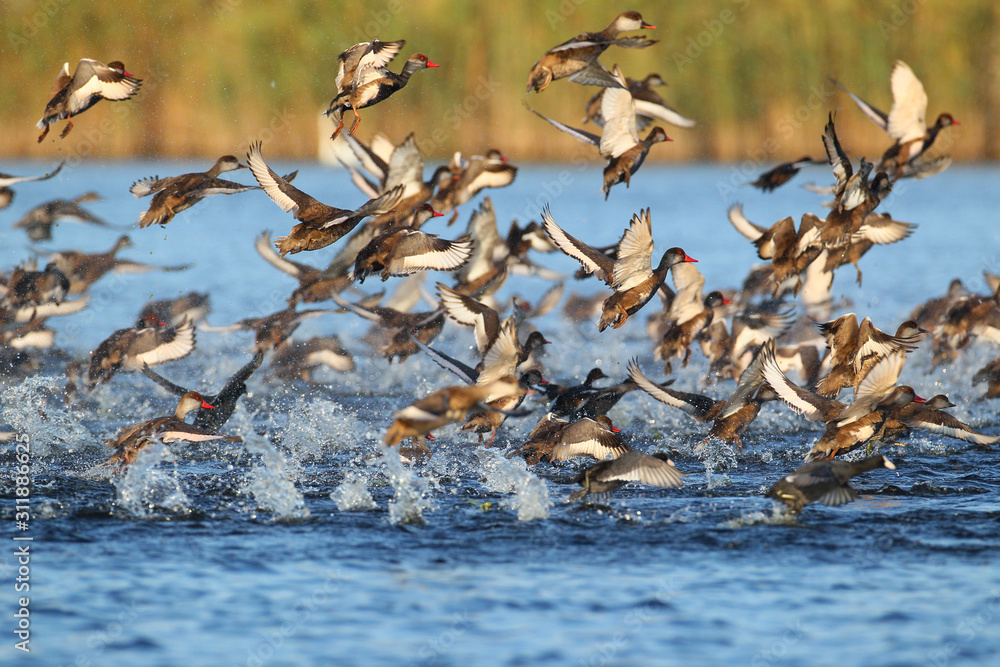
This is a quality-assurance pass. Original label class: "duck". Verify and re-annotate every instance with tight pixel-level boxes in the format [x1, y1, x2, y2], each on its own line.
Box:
[0, 161, 63, 210]
[545, 368, 606, 411]
[528, 65, 670, 198]
[446, 198, 511, 297]
[909, 278, 969, 331]
[828, 211, 917, 286]
[819, 115, 893, 254]
[351, 228, 473, 283]
[254, 231, 352, 306]
[568, 451, 684, 503]
[628, 344, 774, 451]
[760, 340, 917, 461]
[107, 391, 241, 468]
[813, 314, 924, 398]
[140, 352, 264, 432]
[13, 192, 115, 241]
[86, 314, 196, 388]
[412, 318, 550, 392]
[247, 141, 404, 255]
[766, 455, 896, 514]
[876, 393, 1000, 447]
[584, 73, 696, 131]
[460, 370, 547, 444]
[136, 292, 211, 328]
[269, 337, 355, 382]
[542, 206, 695, 331]
[748, 157, 824, 192]
[546, 415, 631, 463]
[432, 150, 519, 214]
[330, 293, 444, 362]
[131, 155, 261, 228]
[833, 61, 958, 180]
[325, 40, 439, 140]
[342, 133, 451, 223]
[549, 372, 638, 420]
[214, 306, 336, 354]
[973, 359, 1000, 399]
[436, 282, 552, 360]
[0, 262, 69, 310]
[932, 294, 1000, 365]
[526, 11, 656, 93]
[727, 205, 826, 295]
[36, 59, 141, 142]
[44, 235, 189, 296]
[383, 376, 526, 459]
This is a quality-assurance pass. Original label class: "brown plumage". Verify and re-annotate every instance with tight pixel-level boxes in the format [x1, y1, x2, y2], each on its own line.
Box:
[629, 345, 773, 451]
[86, 314, 196, 388]
[331, 293, 445, 362]
[749, 157, 823, 192]
[767, 455, 896, 514]
[384, 376, 526, 459]
[269, 337, 354, 382]
[759, 340, 918, 461]
[526, 12, 656, 93]
[325, 40, 439, 140]
[107, 391, 240, 469]
[13, 192, 111, 241]
[568, 451, 684, 503]
[833, 61, 958, 180]
[351, 229, 473, 283]
[136, 292, 210, 328]
[37, 59, 141, 141]
[131, 156, 256, 227]
[542, 207, 695, 331]
[247, 141, 404, 255]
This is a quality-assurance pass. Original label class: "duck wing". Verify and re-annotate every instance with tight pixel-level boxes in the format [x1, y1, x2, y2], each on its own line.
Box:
[599, 66, 639, 159]
[886, 61, 928, 143]
[525, 103, 601, 147]
[759, 340, 844, 422]
[541, 205, 615, 285]
[611, 209, 654, 291]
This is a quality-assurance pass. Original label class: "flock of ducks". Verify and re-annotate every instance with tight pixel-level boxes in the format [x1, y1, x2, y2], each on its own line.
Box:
[1, 12, 994, 515]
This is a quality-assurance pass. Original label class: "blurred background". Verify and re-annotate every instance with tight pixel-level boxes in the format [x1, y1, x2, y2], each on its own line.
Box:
[1, 0, 996, 162]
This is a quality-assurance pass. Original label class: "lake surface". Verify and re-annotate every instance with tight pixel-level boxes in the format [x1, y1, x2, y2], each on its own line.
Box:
[2, 161, 1000, 666]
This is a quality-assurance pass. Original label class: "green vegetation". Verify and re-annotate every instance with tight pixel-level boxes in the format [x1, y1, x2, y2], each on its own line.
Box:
[2, 0, 996, 161]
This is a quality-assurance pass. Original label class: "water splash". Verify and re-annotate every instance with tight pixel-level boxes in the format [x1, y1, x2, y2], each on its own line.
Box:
[331, 473, 376, 511]
[476, 448, 551, 521]
[698, 438, 737, 488]
[383, 447, 433, 525]
[112, 442, 190, 517]
[242, 435, 310, 520]
[1, 375, 89, 456]
[280, 395, 360, 460]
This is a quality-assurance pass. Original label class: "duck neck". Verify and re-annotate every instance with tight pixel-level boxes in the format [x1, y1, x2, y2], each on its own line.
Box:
[396, 61, 424, 85]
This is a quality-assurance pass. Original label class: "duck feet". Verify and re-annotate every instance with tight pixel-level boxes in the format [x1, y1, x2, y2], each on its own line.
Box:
[348, 109, 362, 136]
[330, 120, 344, 142]
[37, 125, 50, 143]
[60, 117, 74, 138]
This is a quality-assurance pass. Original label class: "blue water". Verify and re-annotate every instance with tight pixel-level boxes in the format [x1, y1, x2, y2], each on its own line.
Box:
[2, 161, 1000, 666]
